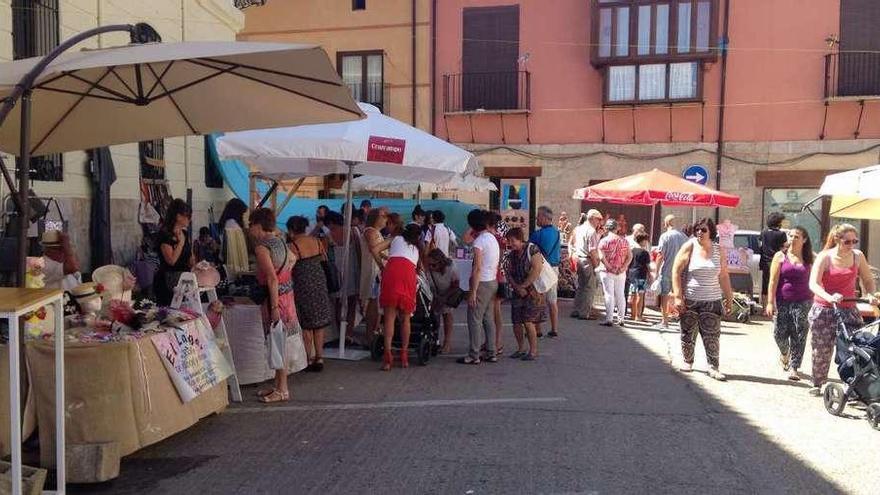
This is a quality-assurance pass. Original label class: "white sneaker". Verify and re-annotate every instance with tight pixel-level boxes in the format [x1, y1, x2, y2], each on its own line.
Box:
[679, 362, 693, 372]
[708, 367, 727, 381]
[808, 386, 822, 397]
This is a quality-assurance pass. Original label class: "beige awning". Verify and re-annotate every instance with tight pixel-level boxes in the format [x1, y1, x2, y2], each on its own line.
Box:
[0, 40, 363, 156]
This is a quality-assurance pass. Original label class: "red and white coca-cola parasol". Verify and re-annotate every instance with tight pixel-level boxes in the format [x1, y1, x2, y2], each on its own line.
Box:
[572, 168, 740, 208]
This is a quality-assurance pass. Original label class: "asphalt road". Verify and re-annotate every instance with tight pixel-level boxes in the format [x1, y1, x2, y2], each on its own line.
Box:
[74, 301, 878, 495]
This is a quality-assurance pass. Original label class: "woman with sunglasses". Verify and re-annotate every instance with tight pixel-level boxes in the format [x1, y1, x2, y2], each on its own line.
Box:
[807, 223, 878, 396]
[671, 218, 733, 381]
[765, 226, 814, 381]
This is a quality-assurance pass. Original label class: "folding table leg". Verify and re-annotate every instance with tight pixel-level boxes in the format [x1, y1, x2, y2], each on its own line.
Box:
[8, 314, 22, 495]
[53, 299, 65, 493]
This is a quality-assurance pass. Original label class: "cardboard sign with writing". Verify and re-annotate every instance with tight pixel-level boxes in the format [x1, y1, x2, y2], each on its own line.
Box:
[367, 135, 406, 164]
[151, 318, 233, 403]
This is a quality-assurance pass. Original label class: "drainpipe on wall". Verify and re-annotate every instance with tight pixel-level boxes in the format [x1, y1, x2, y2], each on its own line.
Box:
[430, 0, 437, 135]
[714, 0, 731, 224]
[412, 0, 418, 127]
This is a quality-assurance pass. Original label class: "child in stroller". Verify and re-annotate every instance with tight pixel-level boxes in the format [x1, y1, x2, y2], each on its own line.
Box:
[371, 273, 440, 366]
[823, 299, 880, 430]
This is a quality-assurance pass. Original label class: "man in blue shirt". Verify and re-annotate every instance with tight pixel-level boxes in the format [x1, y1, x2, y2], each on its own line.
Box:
[529, 206, 561, 337]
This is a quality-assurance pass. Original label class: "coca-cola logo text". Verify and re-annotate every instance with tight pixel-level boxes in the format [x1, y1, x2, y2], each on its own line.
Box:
[664, 191, 696, 202]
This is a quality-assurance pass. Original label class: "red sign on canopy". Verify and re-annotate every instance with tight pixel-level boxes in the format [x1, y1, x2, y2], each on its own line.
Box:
[367, 135, 406, 164]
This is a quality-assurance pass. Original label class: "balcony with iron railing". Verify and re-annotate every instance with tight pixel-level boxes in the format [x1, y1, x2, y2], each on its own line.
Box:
[825, 51, 880, 99]
[443, 71, 531, 113]
[234, 0, 267, 9]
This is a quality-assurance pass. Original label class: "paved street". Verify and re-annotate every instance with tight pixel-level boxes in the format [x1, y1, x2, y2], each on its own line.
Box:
[77, 300, 879, 495]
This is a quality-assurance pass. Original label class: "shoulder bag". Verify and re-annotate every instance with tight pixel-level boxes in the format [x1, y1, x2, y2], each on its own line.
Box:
[250, 247, 287, 305]
[527, 243, 558, 294]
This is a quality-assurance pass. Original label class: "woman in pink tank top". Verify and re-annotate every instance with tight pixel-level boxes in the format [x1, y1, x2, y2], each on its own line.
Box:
[807, 224, 879, 396]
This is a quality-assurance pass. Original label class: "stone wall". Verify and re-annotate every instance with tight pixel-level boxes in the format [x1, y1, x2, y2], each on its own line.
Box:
[467, 139, 880, 265]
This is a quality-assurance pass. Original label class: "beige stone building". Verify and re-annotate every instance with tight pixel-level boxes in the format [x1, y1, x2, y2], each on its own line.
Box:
[0, 0, 243, 271]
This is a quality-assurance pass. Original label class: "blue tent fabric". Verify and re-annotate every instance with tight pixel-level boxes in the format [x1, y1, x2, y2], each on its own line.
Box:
[207, 134, 479, 235]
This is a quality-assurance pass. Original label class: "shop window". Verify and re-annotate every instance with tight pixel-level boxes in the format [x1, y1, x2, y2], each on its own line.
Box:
[338, 51, 384, 113]
[139, 140, 165, 180]
[12, 0, 63, 181]
[593, 0, 717, 65]
[606, 61, 700, 104]
[763, 189, 823, 249]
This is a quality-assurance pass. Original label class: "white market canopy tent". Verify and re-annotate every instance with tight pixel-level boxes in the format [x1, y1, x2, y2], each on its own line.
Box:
[818, 164, 880, 220]
[217, 103, 476, 183]
[217, 102, 477, 359]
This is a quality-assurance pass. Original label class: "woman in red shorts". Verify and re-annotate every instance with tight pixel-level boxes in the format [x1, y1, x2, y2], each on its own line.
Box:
[379, 223, 423, 370]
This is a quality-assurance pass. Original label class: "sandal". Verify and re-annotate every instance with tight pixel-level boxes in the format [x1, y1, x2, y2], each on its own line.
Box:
[510, 350, 527, 359]
[260, 390, 290, 403]
[256, 388, 276, 398]
[495, 345, 505, 356]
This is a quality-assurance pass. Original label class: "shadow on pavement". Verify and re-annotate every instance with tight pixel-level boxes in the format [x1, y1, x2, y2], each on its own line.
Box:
[77, 303, 845, 494]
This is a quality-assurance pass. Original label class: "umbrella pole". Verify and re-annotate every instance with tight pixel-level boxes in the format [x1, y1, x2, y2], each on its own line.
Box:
[417, 184, 421, 205]
[338, 161, 355, 359]
[16, 92, 32, 288]
[649, 202, 656, 244]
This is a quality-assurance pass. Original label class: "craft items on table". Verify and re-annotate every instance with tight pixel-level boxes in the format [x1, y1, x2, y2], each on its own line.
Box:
[91, 265, 136, 306]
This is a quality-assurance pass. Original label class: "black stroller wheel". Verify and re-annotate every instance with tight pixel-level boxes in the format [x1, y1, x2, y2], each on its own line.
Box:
[417, 339, 431, 366]
[867, 404, 880, 431]
[823, 384, 847, 416]
[370, 335, 384, 362]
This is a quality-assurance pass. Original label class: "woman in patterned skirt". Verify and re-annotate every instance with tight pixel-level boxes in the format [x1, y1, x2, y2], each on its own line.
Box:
[504, 227, 546, 361]
[286, 215, 333, 372]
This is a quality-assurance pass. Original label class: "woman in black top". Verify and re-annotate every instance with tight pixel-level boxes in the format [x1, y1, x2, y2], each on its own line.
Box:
[153, 199, 194, 306]
[760, 212, 788, 306]
[627, 233, 652, 322]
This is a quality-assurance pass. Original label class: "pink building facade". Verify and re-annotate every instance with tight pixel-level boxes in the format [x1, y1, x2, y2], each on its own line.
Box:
[435, 0, 880, 259]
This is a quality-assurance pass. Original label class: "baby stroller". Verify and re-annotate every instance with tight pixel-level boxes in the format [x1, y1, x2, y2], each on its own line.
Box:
[370, 273, 440, 366]
[725, 292, 753, 323]
[823, 300, 880, 431]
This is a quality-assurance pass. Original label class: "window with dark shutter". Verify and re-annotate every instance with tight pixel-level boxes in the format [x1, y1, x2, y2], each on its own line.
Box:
[834, 0, 880, 97]
[459, 5, 522, 111]
[352, 0, 366, 11]
[11, 0, 63, 182]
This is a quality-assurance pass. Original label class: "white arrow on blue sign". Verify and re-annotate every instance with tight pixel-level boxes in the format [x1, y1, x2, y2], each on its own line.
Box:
[683, 165, 709, 185]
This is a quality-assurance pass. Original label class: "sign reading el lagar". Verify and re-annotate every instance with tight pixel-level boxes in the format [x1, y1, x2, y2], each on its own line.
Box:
[367, 135, 406, 164]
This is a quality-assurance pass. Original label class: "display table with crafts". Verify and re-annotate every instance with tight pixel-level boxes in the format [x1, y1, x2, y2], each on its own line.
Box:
[24, 307, 230, 477]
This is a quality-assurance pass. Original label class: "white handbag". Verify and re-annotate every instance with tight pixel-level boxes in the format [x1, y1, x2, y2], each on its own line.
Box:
[528, 244, 558, 294]
[286, 326, 308, 373]
[266, 320, 286, 370]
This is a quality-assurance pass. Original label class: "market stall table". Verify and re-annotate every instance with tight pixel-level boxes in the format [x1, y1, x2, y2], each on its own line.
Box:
[0, 288, 64, 495]
[224, 301, 273, 385]
[24, 318, 228, 482]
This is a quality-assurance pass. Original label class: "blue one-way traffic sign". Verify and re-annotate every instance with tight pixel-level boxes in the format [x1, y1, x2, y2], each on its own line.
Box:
[683, 164, 709, 185]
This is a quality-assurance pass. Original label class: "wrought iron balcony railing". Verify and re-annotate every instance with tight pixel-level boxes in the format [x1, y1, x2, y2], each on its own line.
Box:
[825, 51, 880, 99]
[443, 71, 531, 113]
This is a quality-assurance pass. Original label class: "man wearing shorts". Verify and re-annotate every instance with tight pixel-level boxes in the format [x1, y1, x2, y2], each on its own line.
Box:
[655, 215, 688, 329]
[529, 206, 561, 337]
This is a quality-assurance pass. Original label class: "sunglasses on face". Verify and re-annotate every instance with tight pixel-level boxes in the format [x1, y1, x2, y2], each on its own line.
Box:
[694, 227, 708, 235]
[842, 238, 859, 246]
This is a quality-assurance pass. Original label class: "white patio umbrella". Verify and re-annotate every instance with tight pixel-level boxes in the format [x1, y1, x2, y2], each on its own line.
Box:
[0, 40, 363, 155]
[0, 26, 362, 494]
[818, 165, 880, 219]
[343, 174, 497, 195]
[218, 102, 477, 358]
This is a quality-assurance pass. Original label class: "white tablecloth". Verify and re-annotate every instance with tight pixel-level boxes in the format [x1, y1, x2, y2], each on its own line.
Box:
[225, 303, 274, 385]
[453, 259, 473, 291]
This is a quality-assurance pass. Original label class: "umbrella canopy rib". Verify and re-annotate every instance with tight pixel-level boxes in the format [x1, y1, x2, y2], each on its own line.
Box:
[30, 68, 118, 154]
[144, 60, 175, 98]
[185, 58, 361, 116]
[145, 63, 197, 134]
[199, 56, 344, 87]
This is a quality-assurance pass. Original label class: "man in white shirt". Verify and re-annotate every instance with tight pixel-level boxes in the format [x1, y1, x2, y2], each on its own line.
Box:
[570, 209, 603, 319]
[459, 209, 500, 365]
[423, 210, 457, 257]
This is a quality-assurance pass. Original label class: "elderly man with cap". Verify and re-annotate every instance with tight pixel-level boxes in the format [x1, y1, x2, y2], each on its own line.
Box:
[597, 218, 632, 326]
[41, 230, 81, 290]
[570, 209, 604, 320]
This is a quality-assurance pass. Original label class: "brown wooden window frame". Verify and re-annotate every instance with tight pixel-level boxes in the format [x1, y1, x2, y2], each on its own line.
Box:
[337, 50, 385, 114]
[591, 0, 719, 67]
[602, 60, 704, 105]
